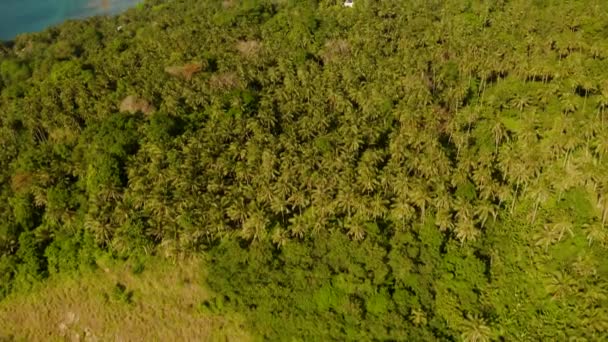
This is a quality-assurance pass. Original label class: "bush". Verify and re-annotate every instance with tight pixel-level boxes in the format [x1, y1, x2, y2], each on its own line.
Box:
[0, 59, 30, 85]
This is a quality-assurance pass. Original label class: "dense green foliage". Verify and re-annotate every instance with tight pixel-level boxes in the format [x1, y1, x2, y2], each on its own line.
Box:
[2, 0, 608, 340]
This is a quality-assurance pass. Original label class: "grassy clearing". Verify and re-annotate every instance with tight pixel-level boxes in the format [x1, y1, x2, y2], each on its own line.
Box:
[0, 256, 250, 342]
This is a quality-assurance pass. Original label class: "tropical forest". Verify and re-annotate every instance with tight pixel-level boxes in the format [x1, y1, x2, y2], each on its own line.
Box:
[1, 0, 608, 340]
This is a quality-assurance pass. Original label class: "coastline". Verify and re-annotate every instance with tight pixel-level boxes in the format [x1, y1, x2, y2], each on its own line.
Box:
[0, 0, 141, 41]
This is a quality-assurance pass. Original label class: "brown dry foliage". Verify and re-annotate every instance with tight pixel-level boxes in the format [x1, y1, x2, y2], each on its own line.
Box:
[222, 0, 237, 9]
[15, 41, 34, 58]
[164, 62, 204, 80]
[11, 172, 33, 192]
[209, 72, 241, 90]
[236, 40, 261, 58]
[0, 43, 10, 58]
[321, 39, 351, 62]
[0, 258, 250, 342]
[119, 95, 156, 115]
[49, 126, 80, 144]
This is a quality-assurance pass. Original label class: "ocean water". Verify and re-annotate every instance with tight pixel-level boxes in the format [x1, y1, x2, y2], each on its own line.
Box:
[0, 0, 142, 41]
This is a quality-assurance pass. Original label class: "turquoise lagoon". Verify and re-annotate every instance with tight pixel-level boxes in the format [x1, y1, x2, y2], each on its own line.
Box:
[0, 0, 141, 40]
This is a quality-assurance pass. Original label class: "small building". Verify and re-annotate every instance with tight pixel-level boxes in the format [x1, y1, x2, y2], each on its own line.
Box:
[344, 0, 354, 7]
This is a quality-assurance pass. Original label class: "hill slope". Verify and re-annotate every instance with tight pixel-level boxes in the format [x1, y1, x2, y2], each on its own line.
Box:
[1, 0, 608, 340]
[0, 257, 248, 341]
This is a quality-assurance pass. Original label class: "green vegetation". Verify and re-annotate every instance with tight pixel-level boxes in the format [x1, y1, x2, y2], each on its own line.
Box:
[0, 257, 249, 341]
[2, 0, 608, 340]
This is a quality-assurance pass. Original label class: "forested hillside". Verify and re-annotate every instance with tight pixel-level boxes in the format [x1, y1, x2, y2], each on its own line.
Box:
[2, 0, 608, 340]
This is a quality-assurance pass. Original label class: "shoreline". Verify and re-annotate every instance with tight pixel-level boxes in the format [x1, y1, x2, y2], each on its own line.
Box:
[0, 0, 141, 41]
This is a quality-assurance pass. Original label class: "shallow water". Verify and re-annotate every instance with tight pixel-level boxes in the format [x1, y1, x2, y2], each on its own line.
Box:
[0, 0, 141, 40]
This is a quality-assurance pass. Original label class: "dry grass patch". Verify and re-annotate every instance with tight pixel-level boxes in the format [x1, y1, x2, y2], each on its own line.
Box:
[209, 72, 241, 91]
[165, 62, 205, 80]
[222, 0, 237, 9]
[10, 172, 33, 193]
[48, 125, 80, 145]
[321, 39, 351, 63]
[0, 257, 250, 342]
[236, 40, 261, 59]
[119, 95, 156, 116]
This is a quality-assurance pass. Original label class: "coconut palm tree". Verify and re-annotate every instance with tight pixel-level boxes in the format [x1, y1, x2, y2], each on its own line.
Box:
[241, 210, 269, 241]
[596, 90, 608, 124]
[474, 200, 497, 228]
[410, 308, 427, 326]
[435, 208, 454, 232]
[534, 221, 574, 250]
[409, 184, 432, 222]
[460, 313, 493, 342]
[592, 128, 608, 162]
[490, 117, 508, 153]
[525, 179, 552, 223]
[544, 270, 577, 300]
[533, 225, 561, 251]
[454, 216, 480, 244]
